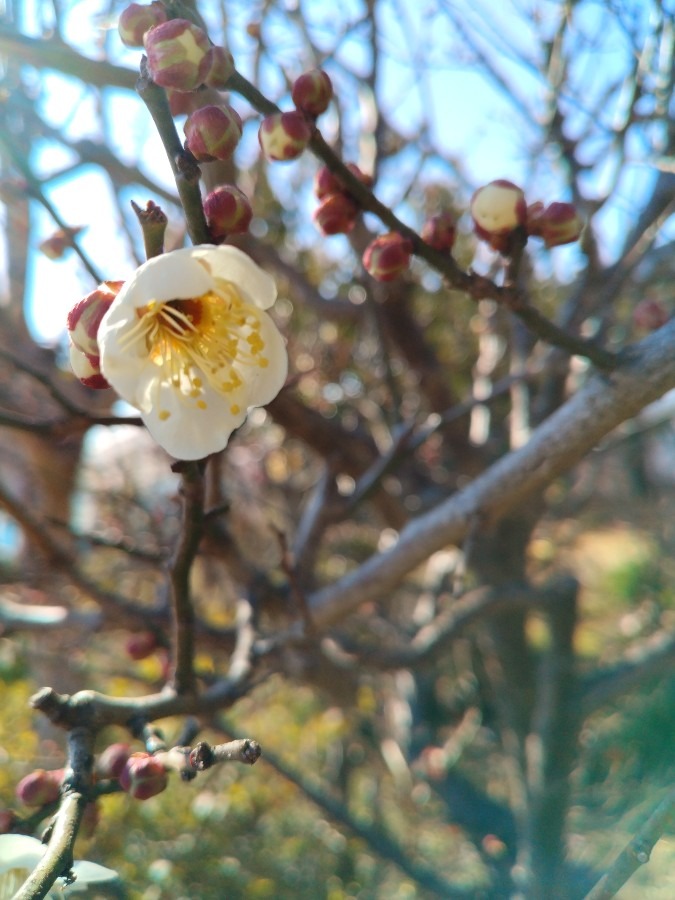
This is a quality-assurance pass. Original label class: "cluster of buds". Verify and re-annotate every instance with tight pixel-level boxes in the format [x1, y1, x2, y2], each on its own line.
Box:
[363, 232, 413, 282]
[258, 68, 332, 163]
[121, 10, 235, 93]
[470, 179, 584, 253]
[526, 200, 585, 248]
[313, 163, 372, 235]
[67, 281, 123, 389]
[97, 744, 168, 801]
[118, 752, 168, 800]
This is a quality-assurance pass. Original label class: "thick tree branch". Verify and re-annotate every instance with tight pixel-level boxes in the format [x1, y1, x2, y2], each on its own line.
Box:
[307, 320, 675, 628]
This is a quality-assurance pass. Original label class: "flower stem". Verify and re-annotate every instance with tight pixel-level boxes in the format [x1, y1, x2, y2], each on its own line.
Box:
[136, 57, 211, 246]
[169, 461, 205, 694]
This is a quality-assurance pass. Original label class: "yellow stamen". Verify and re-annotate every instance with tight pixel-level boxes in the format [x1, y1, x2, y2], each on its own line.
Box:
[119, 284, 268, 413]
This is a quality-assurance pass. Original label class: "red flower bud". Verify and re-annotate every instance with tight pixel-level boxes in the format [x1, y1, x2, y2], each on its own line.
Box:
[258, 111, 312, 161]
[97, 743, 132, 780]
[16, 769, 63, 807]
[633, 298, 669, 332]
[125, 631, 159, 660]
[69, 345, 110, 390]
[204, 45, 236, 89]
[144, 19, 211, 91]
[291, 68, 333, 117]
[363, 232, 413, 281]
[166, 89, 202, 117]
[67, 281, 123, 358]
[119, 753, 168, 800]
[203, 185, 253, 238]
[532, 201, 584, 248]
[421, 212, 456, 252]
[314, 163, 373, 199]
[471, 180, 527, 247]
[118, 2, 167, 48]
[184, 104, 242, 161]
[313, 192, 359, 235]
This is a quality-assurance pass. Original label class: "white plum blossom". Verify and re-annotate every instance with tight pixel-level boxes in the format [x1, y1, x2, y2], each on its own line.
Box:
[0, 834, 119, 898]
[98, 245, 287, 460]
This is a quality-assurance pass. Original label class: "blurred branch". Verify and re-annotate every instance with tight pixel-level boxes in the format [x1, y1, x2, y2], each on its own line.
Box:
[216, 717, 477, 899]
[583, 787, 675, 900]
[0, 23, 136, 89]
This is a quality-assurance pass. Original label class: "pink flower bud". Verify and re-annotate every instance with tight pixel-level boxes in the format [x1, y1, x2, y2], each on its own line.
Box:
[167, 88, 202, 117]
[69, 344, 110, 390]
[67, 281, 122, 357]
[471, 180, 527, 246]
[203, 185, 253, 238]
[204, 45, 236, 89]
[125, 631, 159, 660]
[291, 68, 333, 117]
[16, 769, 63, 807]
[0, 809, 17, 833]
[119, 753, 168, 800]
[314, 163, 373, 199]
[144, 19, 211, 92]
[363, 232, 413, 281]
[97, 743, 132, 780]
[421, 212, 456, 252]
[118, 2, 167, 48]
[534, 201, 584, 248]
[258, 111, 312, 161]
[184, 104, 242, 161]
[633, 297, 669, 332]
[313, 192, 359, 235]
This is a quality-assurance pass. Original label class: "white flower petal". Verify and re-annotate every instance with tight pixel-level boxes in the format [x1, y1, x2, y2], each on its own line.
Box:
[0, 835, 44, 871]
[230, 309, 288, 408]
[119, 247, 215, 307]
[191, 245, 277, 309]
[142, 387, 248, 460]
[66, 860, 120, 891]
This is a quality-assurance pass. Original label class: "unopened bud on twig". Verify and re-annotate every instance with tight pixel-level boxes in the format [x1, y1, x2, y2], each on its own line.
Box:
[119, 753, 168, 800]
[118, 2, 167, 48]
[471, 179, 526, 250]
[313, 192, 359, 235]
[421, 212, 456, 252]
[292, 69, 333, 117]
[144, 19, 211, 91]
[16, 769, 63, 807]
[203, 185, 253, 238]
[258, 111, 312, 161]
[184, 104, 243, 161]
[363, 232, 413, 281]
